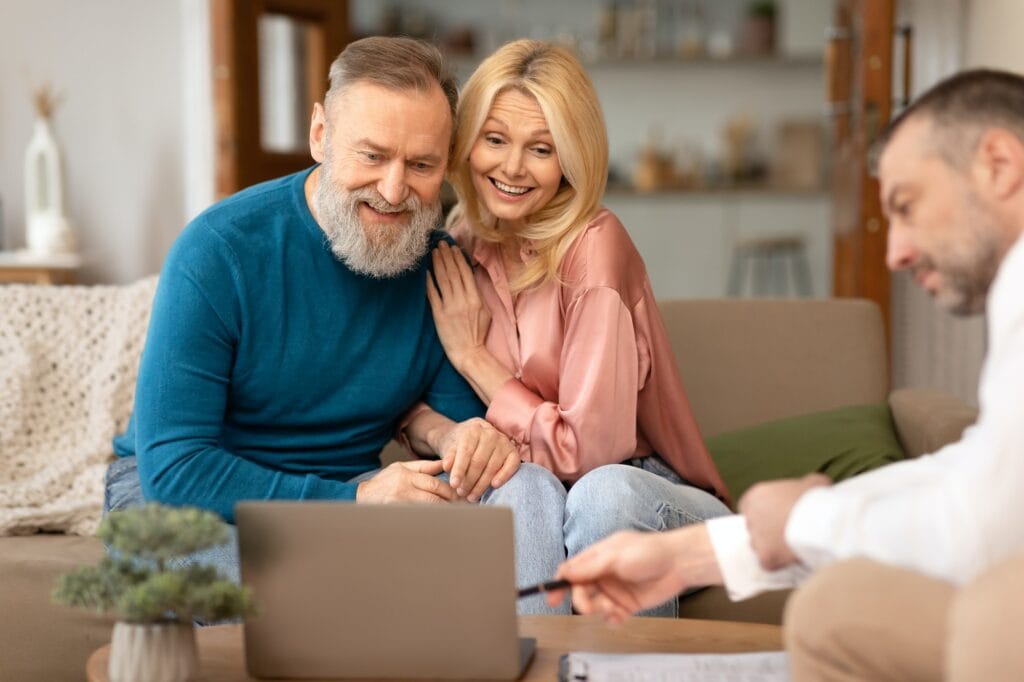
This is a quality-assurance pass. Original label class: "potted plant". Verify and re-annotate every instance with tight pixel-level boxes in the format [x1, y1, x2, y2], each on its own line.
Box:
[53, 504, 256, 682]
[740, 1, 777, 55]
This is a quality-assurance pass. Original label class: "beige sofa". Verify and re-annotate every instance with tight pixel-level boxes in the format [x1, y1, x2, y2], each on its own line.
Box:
[0, 296, 977, 681]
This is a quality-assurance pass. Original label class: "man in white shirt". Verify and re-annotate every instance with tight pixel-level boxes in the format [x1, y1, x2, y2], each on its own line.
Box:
[548, 69, 1024, 681]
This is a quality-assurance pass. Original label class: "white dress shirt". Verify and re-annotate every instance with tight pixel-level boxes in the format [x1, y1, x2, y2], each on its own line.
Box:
[707, 235, 1024, 601]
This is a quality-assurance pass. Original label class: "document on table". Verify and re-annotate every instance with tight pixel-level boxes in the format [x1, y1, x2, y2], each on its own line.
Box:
[559, 650, 790, 682]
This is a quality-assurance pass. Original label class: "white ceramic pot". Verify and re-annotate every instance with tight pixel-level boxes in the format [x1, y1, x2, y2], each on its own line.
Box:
[108, 621, 199, 682]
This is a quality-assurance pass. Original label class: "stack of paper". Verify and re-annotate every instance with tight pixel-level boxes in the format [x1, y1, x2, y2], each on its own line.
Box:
[560, 650, 790, 682]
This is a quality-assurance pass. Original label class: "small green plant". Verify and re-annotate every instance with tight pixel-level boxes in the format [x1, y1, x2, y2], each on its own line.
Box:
[53, 504, 256, 624]
[748, 1, 777, 19]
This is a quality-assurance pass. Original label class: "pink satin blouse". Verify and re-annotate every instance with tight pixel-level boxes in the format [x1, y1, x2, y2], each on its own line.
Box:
[452, 208, 730, 504]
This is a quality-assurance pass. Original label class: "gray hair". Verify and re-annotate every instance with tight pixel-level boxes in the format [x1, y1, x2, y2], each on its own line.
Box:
[324, 36, 458, 123]
[872, 69, 1024, 174]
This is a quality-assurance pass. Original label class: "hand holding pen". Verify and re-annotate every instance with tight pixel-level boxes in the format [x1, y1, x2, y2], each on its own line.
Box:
[517, 578, 571, 599]
[537, 527, 725, 624]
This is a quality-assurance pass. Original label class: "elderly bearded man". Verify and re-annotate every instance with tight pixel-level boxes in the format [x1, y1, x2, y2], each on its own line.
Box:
[106, 37, 567, 615]
[548, 68, 1024, 677]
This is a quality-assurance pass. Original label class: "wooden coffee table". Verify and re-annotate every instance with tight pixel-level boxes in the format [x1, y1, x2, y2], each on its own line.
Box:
[86, 615, 783, 681]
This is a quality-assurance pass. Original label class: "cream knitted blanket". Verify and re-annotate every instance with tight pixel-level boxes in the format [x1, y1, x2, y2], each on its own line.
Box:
[0, 277, 157, 536]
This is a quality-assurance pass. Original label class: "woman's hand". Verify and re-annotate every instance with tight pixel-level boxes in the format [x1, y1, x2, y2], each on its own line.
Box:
[426, 241, 492, 370]
[436, 417, 521, 501]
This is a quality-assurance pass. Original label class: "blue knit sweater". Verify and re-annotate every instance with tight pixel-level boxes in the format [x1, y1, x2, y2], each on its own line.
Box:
[114, 168, 483, 522]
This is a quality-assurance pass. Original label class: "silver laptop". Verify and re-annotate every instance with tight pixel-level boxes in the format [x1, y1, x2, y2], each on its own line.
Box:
[236, 501, 536, 680]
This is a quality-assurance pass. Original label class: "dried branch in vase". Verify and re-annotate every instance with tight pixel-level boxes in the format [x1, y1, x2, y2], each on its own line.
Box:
[32, 84, 62, 120]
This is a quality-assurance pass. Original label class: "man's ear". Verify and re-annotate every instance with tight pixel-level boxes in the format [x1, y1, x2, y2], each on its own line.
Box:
[973, 128, 1024, 201]
[309, 102, 327, 163]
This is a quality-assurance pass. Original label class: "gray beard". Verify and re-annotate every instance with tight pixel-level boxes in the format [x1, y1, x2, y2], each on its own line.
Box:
[312, 164, 440, 279]
[928, 192, 1005, 317]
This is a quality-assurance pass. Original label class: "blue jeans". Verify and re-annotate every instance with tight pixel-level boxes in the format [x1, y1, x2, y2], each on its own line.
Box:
[564, 456, 730, 617]
[103, 457, 567, 616]
[104, 454, 728, 619]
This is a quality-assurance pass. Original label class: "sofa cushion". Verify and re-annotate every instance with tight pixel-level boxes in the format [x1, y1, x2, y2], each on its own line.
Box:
[706, 403, 906, 506]
[661, 299, 888, 437]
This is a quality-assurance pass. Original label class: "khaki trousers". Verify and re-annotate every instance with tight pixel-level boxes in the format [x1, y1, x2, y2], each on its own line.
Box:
[784, 555, 1024, 681]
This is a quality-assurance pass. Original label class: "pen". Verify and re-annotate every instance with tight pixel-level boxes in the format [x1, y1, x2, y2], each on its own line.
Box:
[516, 578, 571, 599]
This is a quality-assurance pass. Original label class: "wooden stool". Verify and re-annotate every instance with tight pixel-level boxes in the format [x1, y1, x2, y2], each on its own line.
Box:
[727, 234, 812, 297]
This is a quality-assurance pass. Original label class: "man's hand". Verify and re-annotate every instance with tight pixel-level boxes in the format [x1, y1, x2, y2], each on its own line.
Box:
[437, 418, 520, 501]
[544, 525, 724, 625]
[426, 241, 492, 370]
[739, 473, 831, 571]
[356, 460, 457, 504]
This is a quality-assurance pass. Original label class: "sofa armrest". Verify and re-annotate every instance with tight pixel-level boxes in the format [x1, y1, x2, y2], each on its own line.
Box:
[888, 388, 978, 459]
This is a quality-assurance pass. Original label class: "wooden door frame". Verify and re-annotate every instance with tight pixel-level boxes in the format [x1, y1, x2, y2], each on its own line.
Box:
[210, 0, 349, 198]
[831, 0, 896, 347]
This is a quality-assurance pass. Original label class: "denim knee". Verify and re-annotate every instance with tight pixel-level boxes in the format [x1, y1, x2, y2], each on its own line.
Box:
[168, 525, 242, 586]
[564, 463, 728, 553]
[485, 462, 567, 509]
[482, 463, 569, 615]
[563, 463, 733, 620]
[103, 455, 241, 608]
[104, 456, 147, 513]
[564, 465, 651, 541]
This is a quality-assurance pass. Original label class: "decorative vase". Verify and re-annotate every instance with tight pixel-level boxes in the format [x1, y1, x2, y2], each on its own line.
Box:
[24, 116, 76, 255]
[108, 622, 199, 682]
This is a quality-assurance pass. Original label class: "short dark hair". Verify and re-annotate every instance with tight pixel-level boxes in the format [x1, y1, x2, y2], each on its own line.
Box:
[324, 36, 458, 123]
[873, 69, 1024, 173]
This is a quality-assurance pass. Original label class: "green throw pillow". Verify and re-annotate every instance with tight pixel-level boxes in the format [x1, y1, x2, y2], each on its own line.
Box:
[706, 403, 906, 508]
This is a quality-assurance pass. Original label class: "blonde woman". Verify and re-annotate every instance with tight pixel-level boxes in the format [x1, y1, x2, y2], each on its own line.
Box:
[428, 40, 731, 617]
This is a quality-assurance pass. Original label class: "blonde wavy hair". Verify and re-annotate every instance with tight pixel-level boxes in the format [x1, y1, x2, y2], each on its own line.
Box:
[446, 39, 609, 291]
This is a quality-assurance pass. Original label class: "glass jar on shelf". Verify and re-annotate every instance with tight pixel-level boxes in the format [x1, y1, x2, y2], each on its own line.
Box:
[676, 1, 706, 59]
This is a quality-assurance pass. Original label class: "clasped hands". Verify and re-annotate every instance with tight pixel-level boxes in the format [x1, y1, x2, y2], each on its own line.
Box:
[356, 417, 520, 504]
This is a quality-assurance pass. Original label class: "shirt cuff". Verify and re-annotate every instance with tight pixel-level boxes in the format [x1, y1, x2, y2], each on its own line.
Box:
[706, 515, 808, 601]
[784, 486, 841, 568]
[486, 377, 544, 445]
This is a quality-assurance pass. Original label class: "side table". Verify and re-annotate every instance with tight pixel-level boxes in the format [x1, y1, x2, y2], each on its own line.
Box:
[0, 250, 82, 284]
[86, 615, 783, 681]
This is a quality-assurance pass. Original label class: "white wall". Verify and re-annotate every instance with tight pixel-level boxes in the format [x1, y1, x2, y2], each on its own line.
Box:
[965, 0, 1024, 73]
[0, 0, 825, 292]
[0, 1, 188, 283]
